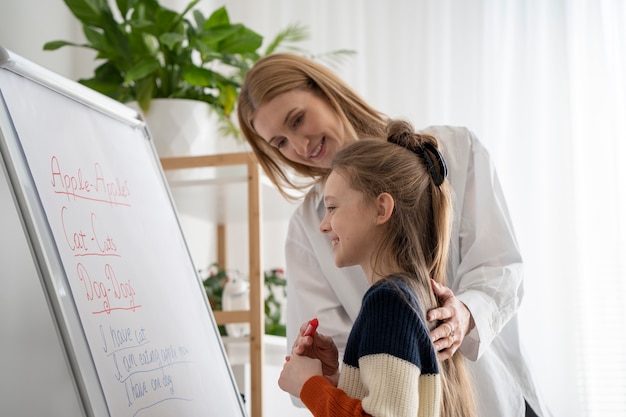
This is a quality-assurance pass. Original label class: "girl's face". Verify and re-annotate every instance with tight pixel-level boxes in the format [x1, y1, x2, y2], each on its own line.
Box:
[319, 171, 379, 277]
[252, 89, 355, 169]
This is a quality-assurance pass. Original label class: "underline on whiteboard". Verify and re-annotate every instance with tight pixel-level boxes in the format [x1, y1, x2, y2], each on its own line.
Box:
[92, 305, 143, 314]
[117, 360, 196, 383]
[106, 340, 151, 357]
[54, 191, 132, 207]
[74, 253, 121, 257]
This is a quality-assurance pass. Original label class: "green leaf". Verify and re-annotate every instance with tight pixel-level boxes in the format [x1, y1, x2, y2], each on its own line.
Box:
[137, 32, 159, 55]
[219, 26, 263, 54]
[182, 66, 218, 87]
[83, 26, 110, 52]
[156, 8, 184, 34]
[135, 77, 155, 111]
[198, 26, 236, 49]
[192, 9, 206, 29]
[160, 32, 185, 50]
[263, 23, 309, 56]
[128, 18, 154, 29]
[125, 58, 160, 82]
[64, 0, 109, 27]
[92, 61, 125, 82]
[219, 84, 238, 117]
[115, 0, 132, 19]
[43, 40, 86, 51]
[179, 0, 203, 19]
[205, 6, 230, 28]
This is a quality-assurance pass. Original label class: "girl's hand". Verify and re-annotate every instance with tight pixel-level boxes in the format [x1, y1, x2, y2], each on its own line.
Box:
[278, 354, 323, 397]
[291, 320, 339, 379]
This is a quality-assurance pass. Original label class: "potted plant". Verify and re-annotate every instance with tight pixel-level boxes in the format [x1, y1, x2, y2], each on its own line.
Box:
[43, 0, 348, 140]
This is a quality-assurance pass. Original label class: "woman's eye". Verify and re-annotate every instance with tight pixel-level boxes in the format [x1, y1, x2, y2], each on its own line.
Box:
[292, 113, 303, 128]
[325, 206, 336, 213]
[276, 138, 286, 149]
[271, 138, 286, 149]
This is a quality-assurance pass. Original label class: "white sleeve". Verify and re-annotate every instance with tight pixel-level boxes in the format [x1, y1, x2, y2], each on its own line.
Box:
[449, 129, 524, 361]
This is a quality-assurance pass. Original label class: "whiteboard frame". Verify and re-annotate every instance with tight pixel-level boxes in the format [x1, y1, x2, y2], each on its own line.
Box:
[0, 46, 246, 417]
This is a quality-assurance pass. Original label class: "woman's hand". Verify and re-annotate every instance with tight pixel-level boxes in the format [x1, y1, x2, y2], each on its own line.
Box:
[278, 354, 323, 397]
[291, 320, 339, 381]
[427, 279, 473, 360]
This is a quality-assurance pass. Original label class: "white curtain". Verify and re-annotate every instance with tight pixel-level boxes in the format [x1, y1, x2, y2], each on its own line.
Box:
[208, 1, 624, 416]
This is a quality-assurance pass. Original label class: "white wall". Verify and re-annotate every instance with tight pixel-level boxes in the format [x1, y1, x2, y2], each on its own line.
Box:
[0, 1, 90, 79]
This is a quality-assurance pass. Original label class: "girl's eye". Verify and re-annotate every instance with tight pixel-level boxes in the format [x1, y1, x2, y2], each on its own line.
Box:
[325, 206, 336, 213]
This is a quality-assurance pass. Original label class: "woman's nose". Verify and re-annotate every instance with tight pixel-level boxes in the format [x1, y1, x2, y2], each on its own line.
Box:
[292, 136, 309, 157]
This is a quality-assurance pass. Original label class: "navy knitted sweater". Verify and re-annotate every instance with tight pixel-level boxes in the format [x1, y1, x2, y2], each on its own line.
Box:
[300, 277, 441, 417]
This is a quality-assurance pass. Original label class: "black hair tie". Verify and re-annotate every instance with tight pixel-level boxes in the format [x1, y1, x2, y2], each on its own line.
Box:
[419, 142, 448, 186]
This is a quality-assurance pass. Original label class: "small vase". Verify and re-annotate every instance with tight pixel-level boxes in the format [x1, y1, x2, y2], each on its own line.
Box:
[222, 272, 250, 338]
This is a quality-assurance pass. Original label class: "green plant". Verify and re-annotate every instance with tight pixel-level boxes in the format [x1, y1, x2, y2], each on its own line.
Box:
[201, 264, 287, 337]
[203, 263, 228, 311]
[263, 268, 287, 337]
[44, 0, 353, 137]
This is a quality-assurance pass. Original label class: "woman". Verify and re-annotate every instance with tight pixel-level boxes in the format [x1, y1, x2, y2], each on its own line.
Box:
[279, 120, 476, 417]
[237, 53, 548, 417]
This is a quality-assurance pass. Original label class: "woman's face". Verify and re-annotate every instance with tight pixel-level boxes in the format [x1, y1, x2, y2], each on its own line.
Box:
[252, 89, 355, 169]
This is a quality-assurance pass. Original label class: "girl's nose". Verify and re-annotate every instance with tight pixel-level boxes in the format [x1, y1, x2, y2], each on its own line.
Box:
[319, 216, 330, 233]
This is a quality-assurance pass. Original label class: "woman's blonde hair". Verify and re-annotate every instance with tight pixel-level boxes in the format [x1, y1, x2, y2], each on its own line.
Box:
[237, 53, 387, 200]
[331, 120, 477, 417]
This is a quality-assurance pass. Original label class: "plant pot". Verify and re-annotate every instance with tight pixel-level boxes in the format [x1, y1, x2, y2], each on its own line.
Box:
[128, 98, 222, 158]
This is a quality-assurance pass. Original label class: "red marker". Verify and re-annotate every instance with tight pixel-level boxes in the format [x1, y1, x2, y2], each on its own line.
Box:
[303, 318, 319, 336]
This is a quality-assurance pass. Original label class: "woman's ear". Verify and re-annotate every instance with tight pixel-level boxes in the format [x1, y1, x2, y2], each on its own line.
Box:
[375, 193, 395, 225]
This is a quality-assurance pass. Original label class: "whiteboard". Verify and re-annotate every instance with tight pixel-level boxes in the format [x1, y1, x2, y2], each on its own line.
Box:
[0, 47, 247, 417]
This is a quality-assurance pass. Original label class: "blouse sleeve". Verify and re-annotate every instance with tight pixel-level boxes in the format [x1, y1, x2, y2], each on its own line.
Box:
[450, 128, 524, 360]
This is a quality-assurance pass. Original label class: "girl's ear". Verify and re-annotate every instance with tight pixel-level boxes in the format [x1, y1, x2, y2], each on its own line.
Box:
[375, 192, 395, 225]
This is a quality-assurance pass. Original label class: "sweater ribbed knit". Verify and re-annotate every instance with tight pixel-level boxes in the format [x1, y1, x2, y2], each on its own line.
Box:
[300, 277, 441, 417]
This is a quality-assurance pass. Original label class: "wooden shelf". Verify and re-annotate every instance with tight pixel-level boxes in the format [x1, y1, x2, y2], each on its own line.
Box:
[160, 151, 265, 417]
[161, 154, 297, 224]
[213, 310, 251, 325]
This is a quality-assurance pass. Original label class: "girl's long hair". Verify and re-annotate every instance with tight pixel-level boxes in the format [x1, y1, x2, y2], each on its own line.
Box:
[237, 53, 387, 200]
[331, 120, 477, 417]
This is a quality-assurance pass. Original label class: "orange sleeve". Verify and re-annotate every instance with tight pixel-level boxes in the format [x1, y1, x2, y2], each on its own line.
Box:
[300, 375, 373, 417]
